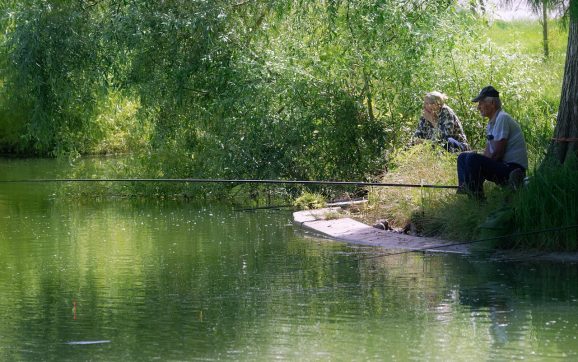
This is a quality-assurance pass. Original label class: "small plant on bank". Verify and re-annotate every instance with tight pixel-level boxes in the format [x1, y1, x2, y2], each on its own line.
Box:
[294, 192, 327, 210]
[323, 210, 343, 220]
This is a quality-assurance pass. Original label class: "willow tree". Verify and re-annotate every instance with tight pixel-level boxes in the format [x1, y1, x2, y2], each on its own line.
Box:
[1, 0, 466, 182]
[104, 0, 461, 182]
[2, 1, 111, 155]
[547, 0, 578, 164]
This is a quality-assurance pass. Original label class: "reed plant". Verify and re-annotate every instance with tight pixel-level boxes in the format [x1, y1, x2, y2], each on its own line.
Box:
[508, 157, 578, 251]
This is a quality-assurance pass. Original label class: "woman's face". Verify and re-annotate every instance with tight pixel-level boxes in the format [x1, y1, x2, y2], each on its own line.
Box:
[423, 100, 440, 116]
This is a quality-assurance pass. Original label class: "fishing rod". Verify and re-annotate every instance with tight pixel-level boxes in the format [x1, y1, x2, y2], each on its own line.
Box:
[0, 178, 459, 189]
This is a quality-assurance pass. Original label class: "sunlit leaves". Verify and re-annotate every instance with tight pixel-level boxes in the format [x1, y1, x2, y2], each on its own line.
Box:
[1, 0, 462, 183]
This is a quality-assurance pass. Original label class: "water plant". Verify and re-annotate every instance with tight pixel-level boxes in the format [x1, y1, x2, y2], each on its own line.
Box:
[294, 192, 327, 211]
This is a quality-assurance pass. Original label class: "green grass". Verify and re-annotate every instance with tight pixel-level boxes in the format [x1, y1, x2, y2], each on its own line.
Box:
[487, 19, 567, 116]
[510, 158, 578, 251]
[360, 144, 514, 242]
[361, 143, 458, 229]
[489, 19, 568, 58]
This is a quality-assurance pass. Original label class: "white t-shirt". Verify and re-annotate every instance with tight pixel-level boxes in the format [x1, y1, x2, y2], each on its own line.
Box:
[486, 110, 528, 170]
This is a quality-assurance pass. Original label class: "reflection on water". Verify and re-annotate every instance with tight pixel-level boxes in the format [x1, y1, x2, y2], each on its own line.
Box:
[1, 158, 578, 360]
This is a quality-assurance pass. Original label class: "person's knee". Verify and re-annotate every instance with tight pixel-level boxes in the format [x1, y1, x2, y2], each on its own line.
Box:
[457, 152, 472, 166]
[463, 152, 483, 168]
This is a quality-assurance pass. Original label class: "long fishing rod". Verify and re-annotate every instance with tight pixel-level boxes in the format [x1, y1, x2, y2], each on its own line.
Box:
[0, 178, 458, 189]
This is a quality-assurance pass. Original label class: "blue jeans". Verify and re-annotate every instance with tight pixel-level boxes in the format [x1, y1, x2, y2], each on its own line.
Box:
[457, 152, 524, 196]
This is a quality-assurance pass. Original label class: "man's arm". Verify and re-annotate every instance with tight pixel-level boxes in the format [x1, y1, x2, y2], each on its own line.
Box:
[487, 138, 508, 161]
[486, 114, 510, 161]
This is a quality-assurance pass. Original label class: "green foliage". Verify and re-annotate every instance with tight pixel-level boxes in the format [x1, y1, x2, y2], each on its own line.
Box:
[489, 19, 568, 58]
[0, 2, 569, 206]
[509, 157, 578, 251]
[125, 0, 460, 184]
[294, 192, 327, 210]
[1, 0, 461, 179]
[90, 92, 150, 155]
[0, 1, 149, 156]
[3, 2, 97, 154]
[417, 17, 565, 169]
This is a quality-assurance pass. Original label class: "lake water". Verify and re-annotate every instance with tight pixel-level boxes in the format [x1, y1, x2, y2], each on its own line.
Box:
[1, 158, 578, 361]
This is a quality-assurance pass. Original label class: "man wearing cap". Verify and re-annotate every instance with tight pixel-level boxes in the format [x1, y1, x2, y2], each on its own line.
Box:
[457, 86, 528, 199]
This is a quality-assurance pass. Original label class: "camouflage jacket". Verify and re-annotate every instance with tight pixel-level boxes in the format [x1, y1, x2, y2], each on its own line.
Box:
[412, 105, 470, 152]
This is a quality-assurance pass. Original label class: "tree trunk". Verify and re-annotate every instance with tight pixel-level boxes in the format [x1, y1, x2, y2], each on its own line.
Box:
[546, 0, 578, 164]
[542, 1, 549, 58]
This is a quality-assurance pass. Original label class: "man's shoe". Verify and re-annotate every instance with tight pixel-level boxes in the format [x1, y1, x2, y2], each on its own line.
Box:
[508, 168, 525, 190]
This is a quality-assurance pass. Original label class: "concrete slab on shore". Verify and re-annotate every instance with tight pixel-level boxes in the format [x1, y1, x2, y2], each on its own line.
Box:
[293, 208, 469, 254]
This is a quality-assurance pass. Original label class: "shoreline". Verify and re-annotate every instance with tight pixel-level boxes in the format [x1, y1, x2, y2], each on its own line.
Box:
[293, 207, 469, 254]
[293, 206, 578, 262]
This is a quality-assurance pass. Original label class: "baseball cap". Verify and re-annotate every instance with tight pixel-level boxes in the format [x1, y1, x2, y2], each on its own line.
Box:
[472, 86, 500, 102]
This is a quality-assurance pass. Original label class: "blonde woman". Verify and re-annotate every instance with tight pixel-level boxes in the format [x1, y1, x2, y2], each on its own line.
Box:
[412, 91, 470, 152]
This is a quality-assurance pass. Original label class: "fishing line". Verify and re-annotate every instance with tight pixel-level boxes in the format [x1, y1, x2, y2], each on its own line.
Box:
[0, 177, 459, 189]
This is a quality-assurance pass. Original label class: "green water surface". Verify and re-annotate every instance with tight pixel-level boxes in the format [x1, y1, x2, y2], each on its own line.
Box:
[1, 158, 578, 361]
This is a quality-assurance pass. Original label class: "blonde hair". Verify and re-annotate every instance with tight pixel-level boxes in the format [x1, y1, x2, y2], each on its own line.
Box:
[424, 91, 448, 106]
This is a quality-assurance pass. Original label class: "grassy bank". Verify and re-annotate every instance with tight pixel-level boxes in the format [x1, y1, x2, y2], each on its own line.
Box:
[356, 19, 575, 251]
[357, 144, 578, 252]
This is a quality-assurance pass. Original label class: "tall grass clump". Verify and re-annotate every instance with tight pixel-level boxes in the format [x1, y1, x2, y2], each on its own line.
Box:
[508, 157, 578, 251]
[417, 184, 515, 243]
[363, 143, 457, 229]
